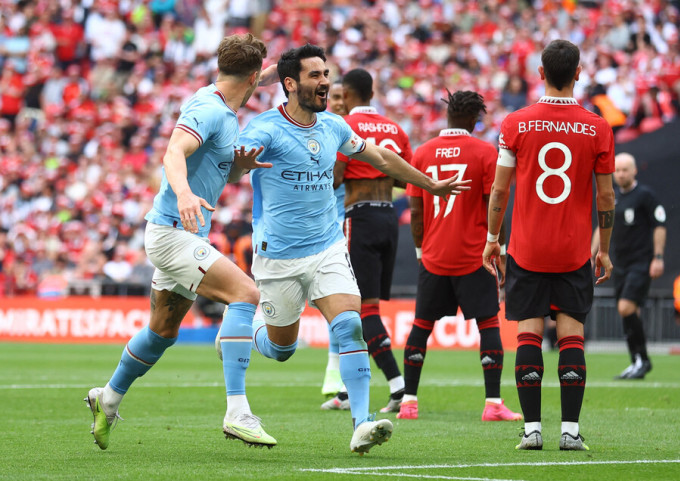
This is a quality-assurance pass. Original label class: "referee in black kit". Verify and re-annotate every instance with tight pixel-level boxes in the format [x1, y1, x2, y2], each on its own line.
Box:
[592, 152, 666, 379]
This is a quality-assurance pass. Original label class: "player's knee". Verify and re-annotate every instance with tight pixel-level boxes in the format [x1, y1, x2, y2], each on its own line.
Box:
[333, 313, 364, 344]
[270, 340, 297, 362]
[240, 284, 260, 306]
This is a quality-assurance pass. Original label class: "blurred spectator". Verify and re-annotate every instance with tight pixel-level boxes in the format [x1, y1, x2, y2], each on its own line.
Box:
[0, 0, 678, 298]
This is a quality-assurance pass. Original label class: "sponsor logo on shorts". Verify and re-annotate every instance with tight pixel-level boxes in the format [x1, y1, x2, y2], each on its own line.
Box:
[194, 246, 210, 260]
[262, 302, 275, 317]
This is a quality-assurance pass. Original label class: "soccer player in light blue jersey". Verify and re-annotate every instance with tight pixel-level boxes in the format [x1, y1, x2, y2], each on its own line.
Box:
[85, 34, 276, 450]
[239, 44, 471, 455]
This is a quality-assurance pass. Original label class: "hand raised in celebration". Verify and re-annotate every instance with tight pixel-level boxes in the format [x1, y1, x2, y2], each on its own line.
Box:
[427, 173, 472, 198]
[233, 146, 271, 171]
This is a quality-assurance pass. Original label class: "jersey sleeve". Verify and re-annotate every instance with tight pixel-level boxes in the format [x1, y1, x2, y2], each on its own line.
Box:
[594, 121, 615, 174]
[240, 117, 273, 154]
[176, 99, 222, 147]
[646, 189, 667, 228]
[337, 122, 367, 156]
[405, 147, 424, 197]
[497, 116, 517, 167]
[482, 144, 497, 195]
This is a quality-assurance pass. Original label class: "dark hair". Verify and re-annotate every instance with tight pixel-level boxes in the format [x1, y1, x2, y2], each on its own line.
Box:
[216, 33, 267, 77]
[443, 90, 486, 124]
[342, 68, 372, 102]
[277, 44, 327, 98]
[541, 39, 580, 91]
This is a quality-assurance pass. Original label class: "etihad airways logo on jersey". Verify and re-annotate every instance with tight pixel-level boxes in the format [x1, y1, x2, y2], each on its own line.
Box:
[281, 168, 333, 182]
[518, 120, 596, 136]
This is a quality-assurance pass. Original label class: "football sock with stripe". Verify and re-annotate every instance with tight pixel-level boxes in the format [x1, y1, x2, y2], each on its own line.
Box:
[361, 303, 402, 382]
[331, 311, 371, 428]
[109, 326, 177, 395]
[515, 332, 543, 423]
[477, 316, 503, 399]
[558, 335, 586, 423]
[403, 318, 434, 396]
[252, 319, 297, 362]
[218, 302, 256, 397]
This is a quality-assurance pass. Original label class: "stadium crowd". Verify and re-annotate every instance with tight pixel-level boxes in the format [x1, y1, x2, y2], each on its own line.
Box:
[0, 0, 679, 297]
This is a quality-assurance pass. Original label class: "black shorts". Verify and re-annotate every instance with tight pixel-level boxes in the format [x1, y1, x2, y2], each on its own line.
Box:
[504, 255, 593, 323]
[614, 262, 651, 305]
[344, 201, 398, 300]
[415, 264, 500, 321]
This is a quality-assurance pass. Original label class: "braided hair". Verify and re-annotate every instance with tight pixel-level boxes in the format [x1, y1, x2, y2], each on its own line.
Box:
[443, 90, 487, 126]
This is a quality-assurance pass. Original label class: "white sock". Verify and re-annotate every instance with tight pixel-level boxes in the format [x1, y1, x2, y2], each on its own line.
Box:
[402, 394, 417, 403]
[486, 398, 502, 404]
[326, 352, 339, 371]
[101, 383, 123, 417]
[562, 421, 579, 437]
[226, 394, 251, 419]
[525, 421, 541, 434]
[388, 376, 405, 393]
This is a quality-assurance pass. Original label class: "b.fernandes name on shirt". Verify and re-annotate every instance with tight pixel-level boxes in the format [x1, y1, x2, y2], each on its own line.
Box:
[518, 120, 596, 136]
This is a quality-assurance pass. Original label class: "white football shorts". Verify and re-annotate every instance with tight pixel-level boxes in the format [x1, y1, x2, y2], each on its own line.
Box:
[251, 239, 360, 327]
[144, 222, 222, 301]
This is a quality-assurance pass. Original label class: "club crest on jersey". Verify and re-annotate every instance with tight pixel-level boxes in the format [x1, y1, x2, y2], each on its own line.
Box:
[307, 139, 321, 155]
[262, 302, 276, 317]
[194, 246, 210, 260]
[624, 208, 635, 225]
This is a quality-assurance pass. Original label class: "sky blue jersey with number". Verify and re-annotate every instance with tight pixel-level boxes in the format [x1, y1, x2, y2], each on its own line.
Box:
[240, 104, 366, 259]
[145, 85, 237, 237]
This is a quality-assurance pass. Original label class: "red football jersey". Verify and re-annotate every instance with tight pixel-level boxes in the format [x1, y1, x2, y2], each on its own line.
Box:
[407, 129, 497, 276]
[338, 106, 412, 177]
[498, 97, 615, 273]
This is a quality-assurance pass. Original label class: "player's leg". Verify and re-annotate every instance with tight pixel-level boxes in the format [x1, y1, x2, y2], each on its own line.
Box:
[555, 314, 589, 451]
[200, 256, 276, 447]
[398, 264, 449, 420]
[551, 260, 592, 451]
[321, 325, 343, 397]
[311, 241, 392, 454]
[616, 266, 652, 379]
[505, 255, 548, 450]
[86, 225, 210, 450]
[457, 267, 521, 421]
[346, 206, 403, 412]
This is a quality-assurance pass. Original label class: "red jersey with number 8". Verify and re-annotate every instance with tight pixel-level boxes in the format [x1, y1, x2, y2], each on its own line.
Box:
[407, 129, 497, 276]
[498, 97, 615, 273]
[337, 106, 412, 178]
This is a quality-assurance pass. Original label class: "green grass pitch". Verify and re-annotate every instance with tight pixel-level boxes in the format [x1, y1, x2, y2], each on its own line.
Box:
[1, 342, 678, 480]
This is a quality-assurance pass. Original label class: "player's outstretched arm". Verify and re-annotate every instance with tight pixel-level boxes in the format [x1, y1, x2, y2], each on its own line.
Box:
[352, 143, 471, 196]
[229, 146, 270, 183]
[258, 64, 279, 87]
[164, 128, 215, 233]
[594, 172, 616, 285]
[482, 165, 513, 278]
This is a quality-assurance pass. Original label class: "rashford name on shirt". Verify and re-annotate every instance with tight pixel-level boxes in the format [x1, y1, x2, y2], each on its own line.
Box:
[517, 120, 597, 136]
[356, 122, 399, 134]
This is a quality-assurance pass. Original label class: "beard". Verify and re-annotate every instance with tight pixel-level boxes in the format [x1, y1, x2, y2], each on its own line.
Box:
[297, 83, 327, 113]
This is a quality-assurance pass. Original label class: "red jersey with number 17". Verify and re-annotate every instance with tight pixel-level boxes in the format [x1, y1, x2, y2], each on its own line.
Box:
[337, 106, 412, 177]
[498, 96, 615, 273]
[406, 129, 497, 276]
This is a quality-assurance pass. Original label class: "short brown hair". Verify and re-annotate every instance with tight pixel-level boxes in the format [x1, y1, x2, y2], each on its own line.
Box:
[217, 33, 267, 78]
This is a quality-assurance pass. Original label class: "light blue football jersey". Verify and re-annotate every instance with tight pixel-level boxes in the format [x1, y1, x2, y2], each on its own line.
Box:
[241, 104, 366, 259]
[334, 183, 346, 223]
[145, 85, 238, 237]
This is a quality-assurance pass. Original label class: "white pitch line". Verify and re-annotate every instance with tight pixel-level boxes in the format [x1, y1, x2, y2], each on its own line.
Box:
[300, 459, 680, 479]
[1, 379, 680, 390]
